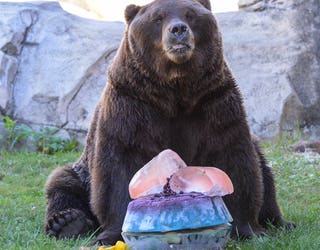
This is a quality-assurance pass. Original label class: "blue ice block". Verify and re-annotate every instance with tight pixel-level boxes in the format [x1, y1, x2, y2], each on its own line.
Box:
[122, 194, 232, 233]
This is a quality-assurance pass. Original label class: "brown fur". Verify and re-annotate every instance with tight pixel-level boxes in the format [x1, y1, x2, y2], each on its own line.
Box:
[45, 0, 294, 245]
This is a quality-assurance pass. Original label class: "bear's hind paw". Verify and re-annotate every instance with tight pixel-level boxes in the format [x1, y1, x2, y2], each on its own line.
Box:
[46, 209, 94, 239]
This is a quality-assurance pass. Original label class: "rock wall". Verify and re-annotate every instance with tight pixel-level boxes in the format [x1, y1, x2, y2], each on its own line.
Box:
[233, 0, 320, 138]
[0, 1, 319, 146]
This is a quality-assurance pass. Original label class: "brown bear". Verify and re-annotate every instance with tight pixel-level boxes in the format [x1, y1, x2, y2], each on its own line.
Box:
[44, 0, 295, 245]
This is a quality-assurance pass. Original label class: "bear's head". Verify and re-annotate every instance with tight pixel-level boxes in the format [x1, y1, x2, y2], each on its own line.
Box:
[123, 0, 224, 81]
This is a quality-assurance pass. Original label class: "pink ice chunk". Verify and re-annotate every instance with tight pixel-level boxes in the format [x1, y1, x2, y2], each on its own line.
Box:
[129, 149, 187, 199]
[169, 167, 234, 197]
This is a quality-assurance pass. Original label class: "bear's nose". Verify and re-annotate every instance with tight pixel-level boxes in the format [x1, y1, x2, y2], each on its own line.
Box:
[169, 22, 189, 38]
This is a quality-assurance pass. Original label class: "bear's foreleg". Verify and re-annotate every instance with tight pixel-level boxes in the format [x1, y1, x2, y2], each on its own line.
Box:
[90, 144, 136, 245]
[217, 144, 266, 239]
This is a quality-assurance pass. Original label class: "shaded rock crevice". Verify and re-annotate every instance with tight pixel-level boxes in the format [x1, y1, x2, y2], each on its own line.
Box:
[0, 9, 38, 116]
[11, 9, 39, 114]
[279, 92, 306, 136]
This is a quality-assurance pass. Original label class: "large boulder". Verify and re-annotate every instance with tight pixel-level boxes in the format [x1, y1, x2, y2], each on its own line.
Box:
[220, 0, 320, 138]
[0, 1, 319, 145]
[0, 2, 124, 144]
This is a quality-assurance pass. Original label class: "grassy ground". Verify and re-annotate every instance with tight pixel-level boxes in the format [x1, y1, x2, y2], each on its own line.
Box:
[0, 140, 319, 250]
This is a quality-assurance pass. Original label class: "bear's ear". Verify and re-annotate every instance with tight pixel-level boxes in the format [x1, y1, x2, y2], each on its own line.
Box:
[195, 0, 211, 10]
[125, 4, 141, 24]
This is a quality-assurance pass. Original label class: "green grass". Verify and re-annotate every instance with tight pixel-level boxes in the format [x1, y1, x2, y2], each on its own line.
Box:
[0, 151, 93, 250]
[0, 140, 319, 249]
[226, 140, 320, 250]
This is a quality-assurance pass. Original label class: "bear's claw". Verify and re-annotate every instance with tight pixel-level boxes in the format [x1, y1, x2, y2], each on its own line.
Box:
[94, 229, 123, 246]
[46, 209, 94, 239]
[231, 223, 267, 239]
[272, 217, 296, 231]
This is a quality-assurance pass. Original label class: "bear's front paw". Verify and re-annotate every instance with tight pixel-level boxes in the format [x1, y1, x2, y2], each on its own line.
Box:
[272, 217, 296, 231]
[45, 209, 95, 239]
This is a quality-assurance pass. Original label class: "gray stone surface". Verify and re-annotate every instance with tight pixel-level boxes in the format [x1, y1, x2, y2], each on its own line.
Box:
[0, 114, 4, 148]
[238, 0, 307, 11]
[0, 1, 319, 145]
[218, 10, 299, 137]
[0, 2, 124, 144]
[238, 0, 266, 11]
[229, 0, 320, 138]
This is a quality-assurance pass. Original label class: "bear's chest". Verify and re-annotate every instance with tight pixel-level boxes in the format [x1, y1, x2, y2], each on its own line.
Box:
[168, 114, 211, 165]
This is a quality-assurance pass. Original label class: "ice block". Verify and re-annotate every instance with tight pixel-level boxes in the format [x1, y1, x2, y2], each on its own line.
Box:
[122, 194, 232, 233]
[122, 149, 234, 249]
[169, 167, 234, 197]
[129, 149, 187, 199]
[122, 194, 232, 250]
[122, 224, 231, 250]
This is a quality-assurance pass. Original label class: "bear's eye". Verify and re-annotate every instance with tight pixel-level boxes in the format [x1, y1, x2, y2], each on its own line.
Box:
[152, 15, 163, 24]
[185, 10, 196, 22]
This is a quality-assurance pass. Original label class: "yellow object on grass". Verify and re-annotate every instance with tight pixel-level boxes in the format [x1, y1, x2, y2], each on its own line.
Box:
[98, 241, 129, 250]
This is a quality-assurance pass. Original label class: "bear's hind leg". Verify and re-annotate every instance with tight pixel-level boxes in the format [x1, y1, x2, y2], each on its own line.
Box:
[45, 164, 98, 239]
[254, 141, 296, 230]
